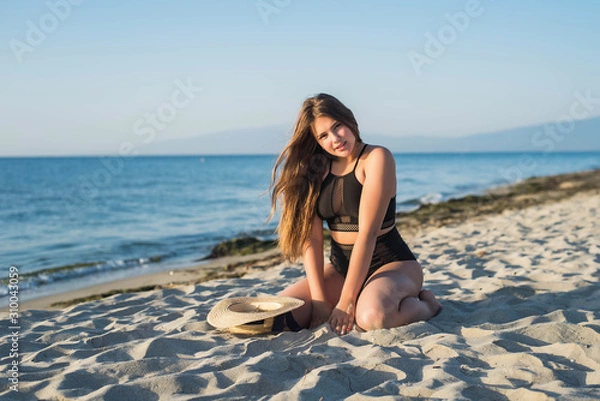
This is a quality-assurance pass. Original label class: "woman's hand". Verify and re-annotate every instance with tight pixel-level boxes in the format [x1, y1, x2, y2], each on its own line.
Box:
[310, 300, 332, 329]
[328, 300, 355, 335]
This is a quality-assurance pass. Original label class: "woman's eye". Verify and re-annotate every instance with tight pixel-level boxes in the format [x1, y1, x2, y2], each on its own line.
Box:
[334, 123, 341, 129]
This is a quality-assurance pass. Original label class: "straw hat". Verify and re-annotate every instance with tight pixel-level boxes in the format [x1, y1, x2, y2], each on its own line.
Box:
[207, 296, 305, 334]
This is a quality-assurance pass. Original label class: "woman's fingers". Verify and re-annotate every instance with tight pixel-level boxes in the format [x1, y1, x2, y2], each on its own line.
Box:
[329, 315, 352, 335]
[339, 320, 350, 335]
[327, 304, 356, 335]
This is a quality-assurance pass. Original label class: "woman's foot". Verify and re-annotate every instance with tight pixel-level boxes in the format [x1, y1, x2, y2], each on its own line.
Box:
[419, 289, 443, 319]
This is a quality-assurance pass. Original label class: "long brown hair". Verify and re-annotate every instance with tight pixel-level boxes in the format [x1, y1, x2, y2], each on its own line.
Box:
[269, 93, 362, 261]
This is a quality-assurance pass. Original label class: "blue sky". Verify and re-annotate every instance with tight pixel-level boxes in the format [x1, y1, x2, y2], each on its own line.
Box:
[1, 0, 599, 156]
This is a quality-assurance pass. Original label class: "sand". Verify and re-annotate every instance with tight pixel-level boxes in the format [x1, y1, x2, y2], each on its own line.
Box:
[1, 190, 599, 400]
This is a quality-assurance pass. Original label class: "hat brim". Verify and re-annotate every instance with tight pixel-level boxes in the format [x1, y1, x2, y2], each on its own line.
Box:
[207, 296, 305, 330]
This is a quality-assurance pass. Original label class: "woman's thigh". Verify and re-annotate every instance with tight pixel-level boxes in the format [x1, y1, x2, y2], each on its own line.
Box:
[356, 260, 424, 313]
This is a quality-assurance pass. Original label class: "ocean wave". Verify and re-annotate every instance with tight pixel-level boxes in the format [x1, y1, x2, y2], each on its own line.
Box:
[420, 193, 444, 205]
[0, 255, 167, 297]
[398, 193, 444, 208]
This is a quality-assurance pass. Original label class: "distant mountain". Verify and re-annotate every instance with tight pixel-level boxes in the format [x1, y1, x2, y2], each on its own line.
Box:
[370, 115, 600, 153]
[141, 125, 291, 155]
[141, 116, 600, 155]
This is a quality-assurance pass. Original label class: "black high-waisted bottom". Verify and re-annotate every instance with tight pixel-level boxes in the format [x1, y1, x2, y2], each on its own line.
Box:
[329, 227, 416, 279]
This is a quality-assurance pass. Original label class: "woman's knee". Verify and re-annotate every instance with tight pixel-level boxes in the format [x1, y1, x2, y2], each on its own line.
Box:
[355, 299, 396, 330]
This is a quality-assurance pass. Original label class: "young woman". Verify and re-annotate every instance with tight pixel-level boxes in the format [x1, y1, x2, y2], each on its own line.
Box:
[269, 93, 441, 335]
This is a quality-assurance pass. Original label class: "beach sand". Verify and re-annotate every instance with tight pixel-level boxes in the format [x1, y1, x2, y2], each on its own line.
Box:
[2, 189, 599, 399]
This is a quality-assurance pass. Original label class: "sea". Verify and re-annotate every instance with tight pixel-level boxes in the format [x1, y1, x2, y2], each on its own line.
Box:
[2, 151, 599, 304]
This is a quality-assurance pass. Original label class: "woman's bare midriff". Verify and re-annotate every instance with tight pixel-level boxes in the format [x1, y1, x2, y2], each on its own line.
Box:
[329, 225, 395, 245]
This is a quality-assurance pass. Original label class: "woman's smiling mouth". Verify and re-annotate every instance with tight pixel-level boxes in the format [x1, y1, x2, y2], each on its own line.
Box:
[334, 142, 347, 151]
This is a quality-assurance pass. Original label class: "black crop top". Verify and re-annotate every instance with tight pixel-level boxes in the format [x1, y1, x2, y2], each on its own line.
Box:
[316, 144, 396, 232]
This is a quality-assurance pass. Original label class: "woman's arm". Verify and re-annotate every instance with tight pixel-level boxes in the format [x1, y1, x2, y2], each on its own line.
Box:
[329, 146, 397, 333]
[302, 213, 332, 327]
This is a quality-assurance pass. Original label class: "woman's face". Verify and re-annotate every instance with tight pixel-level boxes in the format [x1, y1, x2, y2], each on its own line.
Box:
[312, 115, 357, 159]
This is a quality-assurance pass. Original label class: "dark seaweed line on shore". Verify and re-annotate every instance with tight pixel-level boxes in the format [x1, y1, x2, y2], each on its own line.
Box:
[397, 168, 600, 235]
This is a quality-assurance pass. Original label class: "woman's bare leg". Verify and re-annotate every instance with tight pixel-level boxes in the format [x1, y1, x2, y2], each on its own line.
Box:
[355, 260, 441, 330]
[279, 263, 345, 328]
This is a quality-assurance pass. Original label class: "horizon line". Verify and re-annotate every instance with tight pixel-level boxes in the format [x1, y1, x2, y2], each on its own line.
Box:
[2, 149, 600, 158]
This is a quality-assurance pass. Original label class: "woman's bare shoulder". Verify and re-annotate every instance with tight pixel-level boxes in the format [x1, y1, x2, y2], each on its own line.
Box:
[363, 144, 394, 164]
[357, 144, 395, 184]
